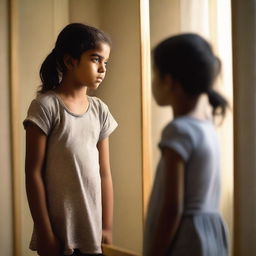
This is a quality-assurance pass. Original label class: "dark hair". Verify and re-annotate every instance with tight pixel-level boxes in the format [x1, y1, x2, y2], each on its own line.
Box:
[39, 23, 111, 93]
[153, 33, 228, 117]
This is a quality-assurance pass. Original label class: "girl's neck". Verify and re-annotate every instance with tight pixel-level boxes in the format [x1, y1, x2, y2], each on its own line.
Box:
[172, 97, 197, 118]
[56, 77, 87, 99]
[54, 77, 90, 115]
[172, 93, 212, 121]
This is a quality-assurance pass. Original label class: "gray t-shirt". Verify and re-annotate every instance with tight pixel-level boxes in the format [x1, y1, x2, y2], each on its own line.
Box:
[144, 116, 228, 255]
[23, 91, 118, 255]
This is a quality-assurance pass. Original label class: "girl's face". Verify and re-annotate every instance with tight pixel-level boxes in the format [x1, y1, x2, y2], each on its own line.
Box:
[70, 42, 110, 89]
[152, 67, 172, 106]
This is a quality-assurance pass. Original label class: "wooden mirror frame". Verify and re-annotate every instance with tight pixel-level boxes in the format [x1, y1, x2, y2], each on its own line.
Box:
[8, 0, 21, 255]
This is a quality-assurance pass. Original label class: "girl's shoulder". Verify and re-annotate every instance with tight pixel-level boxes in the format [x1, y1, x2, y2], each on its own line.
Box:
[24, 91, 59, 134]
[163, 116, 193, 133]
[160, 116, 215, 160]
[34, 90, 58, 108]
[169, 116, 213, 132]
[88, 96, 118, 139]
[162, 116, 214, 144]
[88, 96, 110, 113]
[162, 117, 192, 141]
[27, 91, 60, 118]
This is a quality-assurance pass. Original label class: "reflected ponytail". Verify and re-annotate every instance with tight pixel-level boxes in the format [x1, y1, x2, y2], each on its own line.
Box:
[207, 89, 228, 117]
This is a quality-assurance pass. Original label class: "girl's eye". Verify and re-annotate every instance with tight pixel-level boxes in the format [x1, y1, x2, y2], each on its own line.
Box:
[92, 58, 100, 63]
[104, 62, 108, 66]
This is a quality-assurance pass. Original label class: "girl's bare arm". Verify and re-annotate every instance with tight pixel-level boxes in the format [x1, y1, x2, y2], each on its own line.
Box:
[147, 148, 184, 256]
[25, 123, 60, 255]
[97, 137, 113, 244]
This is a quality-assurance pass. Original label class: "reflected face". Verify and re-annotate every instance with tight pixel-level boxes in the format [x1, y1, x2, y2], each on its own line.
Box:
[152, 67, 171, 106]
[72, 42, 110, 89]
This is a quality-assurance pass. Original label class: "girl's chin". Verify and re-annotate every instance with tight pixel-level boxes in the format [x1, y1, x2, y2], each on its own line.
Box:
[87, 84, 100, 90]
[82, 82, 99, 89]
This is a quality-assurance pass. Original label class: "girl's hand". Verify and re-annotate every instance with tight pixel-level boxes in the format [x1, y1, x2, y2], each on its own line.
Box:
[102, 229, 113, 244]
[37, 234, 61, 256]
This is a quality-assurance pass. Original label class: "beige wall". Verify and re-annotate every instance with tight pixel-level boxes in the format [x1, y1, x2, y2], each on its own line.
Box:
[99, 1, 143, 253]
[69, 0, 143, 253]
[69, 0, 100, 28]
[17, 0, 69, 255]
[0, 0, 13, 255]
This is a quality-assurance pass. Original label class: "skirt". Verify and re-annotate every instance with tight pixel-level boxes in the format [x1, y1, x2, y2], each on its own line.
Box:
[168, 213, 228, 256]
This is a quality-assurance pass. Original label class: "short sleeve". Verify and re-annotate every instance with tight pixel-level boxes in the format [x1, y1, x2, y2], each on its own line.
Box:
[23, 99, 52, 135]
[159, 122, 193, 161]
[98, 101, 118, 141]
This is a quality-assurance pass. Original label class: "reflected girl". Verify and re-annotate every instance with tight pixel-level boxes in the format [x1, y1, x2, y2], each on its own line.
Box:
[144, 33, 228, 256]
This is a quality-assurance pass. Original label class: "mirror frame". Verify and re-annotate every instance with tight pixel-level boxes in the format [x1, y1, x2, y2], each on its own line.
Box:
[9, 0, 22, 255]
[139, 0, 152, 220]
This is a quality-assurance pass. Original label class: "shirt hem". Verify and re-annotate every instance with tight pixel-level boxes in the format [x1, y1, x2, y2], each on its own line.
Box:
[29, 245, 102, 255]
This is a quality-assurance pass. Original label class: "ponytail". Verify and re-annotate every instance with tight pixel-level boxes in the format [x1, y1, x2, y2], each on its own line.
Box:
[207, 89, 228, 117]
[38, 50, 60, 94]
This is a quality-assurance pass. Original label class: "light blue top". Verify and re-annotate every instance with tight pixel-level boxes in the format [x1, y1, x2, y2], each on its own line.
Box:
[144, 116, 228, 256]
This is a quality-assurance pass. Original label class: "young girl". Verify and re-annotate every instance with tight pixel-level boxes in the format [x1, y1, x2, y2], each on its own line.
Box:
[144, 34, 228, 256]
[23, 23, 117, 256]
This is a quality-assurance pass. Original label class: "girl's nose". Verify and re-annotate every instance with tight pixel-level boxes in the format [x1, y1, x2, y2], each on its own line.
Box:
[99, 62, 106, 73]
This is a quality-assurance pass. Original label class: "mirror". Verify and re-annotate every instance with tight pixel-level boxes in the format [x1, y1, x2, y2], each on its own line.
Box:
[149, 0, 233, 254]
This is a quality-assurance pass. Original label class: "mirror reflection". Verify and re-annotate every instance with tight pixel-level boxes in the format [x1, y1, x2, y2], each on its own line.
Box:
[149, 0, 233, 255]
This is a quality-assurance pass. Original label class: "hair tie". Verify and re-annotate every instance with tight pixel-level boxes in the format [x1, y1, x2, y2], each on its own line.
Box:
[206, 88, 212, 94]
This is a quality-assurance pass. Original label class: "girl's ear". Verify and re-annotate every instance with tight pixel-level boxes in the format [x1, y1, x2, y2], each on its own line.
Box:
[163, 74, 175, 91]
[63, 55, 76, 70]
